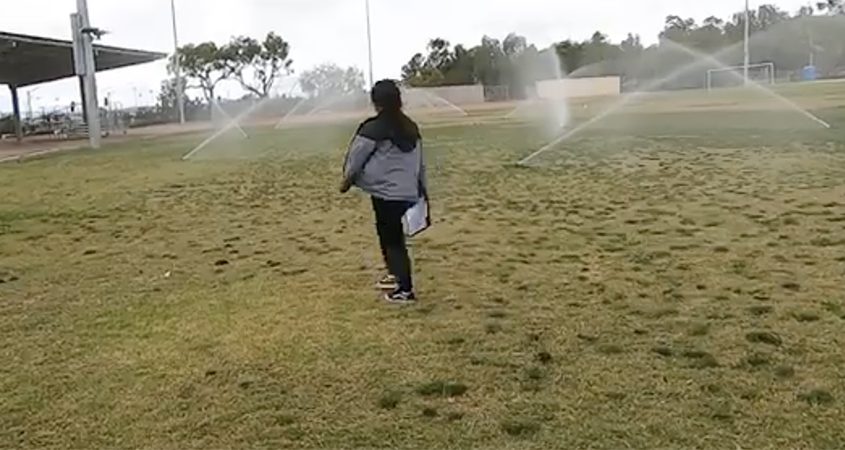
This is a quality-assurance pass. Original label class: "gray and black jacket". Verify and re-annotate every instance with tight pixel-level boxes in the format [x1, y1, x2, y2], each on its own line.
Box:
[343, 114, 427, 202]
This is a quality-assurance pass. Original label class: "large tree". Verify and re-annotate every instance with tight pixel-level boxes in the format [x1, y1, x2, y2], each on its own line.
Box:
[426, 38, 454, 72]
[797, 5, 816, 16]
[757, 4, 790, 29]
[473, 36, 505, 86]
[299, 63, 365, 98]
[620, 33, 644, 54]
[401, 52, 443, 86]
[401, 53, 427, 83]
[554, 39, 585, 74]
[817, 0, 845, 14]
[660, 16, 698, 43]
[171, 42, 229, 103]
[500, 33, 537, 97]
[221, 32, 293, 98]
[444, 44, 477, 85]
[157, 78, 180, 119]
[401, 38, 476, 86]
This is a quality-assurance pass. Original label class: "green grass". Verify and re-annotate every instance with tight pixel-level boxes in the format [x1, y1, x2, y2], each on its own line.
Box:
[2, 82, 845, 448]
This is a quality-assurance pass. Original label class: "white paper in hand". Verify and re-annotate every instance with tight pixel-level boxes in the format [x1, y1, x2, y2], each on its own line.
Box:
[403, 197, 430, 237]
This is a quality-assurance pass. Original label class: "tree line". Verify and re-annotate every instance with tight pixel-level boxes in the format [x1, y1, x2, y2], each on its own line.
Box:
[171, 32, 293, 103]
[161, 33, 365, 120]
[172, 36, 365, 100]
[401, 2, 845, 95]
[156, 1, 844, 120]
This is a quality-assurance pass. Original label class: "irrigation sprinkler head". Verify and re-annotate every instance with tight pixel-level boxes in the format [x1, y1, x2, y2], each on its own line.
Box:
[514, 158, 538, 168]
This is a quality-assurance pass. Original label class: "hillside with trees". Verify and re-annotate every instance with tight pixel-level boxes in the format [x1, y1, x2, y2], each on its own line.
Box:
[401, 3, 845, 97]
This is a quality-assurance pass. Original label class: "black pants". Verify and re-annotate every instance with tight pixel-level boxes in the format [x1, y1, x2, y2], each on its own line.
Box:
[372, 197, 413, 292]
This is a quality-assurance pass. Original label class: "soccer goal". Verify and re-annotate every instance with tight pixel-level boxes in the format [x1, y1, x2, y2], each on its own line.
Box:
[706, 62, 775, 90]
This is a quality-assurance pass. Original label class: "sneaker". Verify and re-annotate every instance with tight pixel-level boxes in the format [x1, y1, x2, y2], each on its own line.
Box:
[384, 289, 417, 304]
[376, 274, 398, 290]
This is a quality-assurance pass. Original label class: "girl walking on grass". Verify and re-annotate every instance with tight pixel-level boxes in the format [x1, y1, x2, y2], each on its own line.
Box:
[340, 80, 428, 304]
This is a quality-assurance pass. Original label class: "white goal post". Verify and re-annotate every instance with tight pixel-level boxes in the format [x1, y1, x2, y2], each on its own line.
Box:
[706, 62, 775, 90]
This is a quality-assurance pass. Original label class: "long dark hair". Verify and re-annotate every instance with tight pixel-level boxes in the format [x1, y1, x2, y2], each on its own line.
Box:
[371, 80, 420, 150]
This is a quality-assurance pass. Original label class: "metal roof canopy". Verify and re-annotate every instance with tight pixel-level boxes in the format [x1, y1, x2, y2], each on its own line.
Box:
[0, 31, 166, 87]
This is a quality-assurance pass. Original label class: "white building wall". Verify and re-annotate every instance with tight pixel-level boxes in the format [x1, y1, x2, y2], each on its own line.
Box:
[404, 85, 485, 106]
[537, 77, 621, 99]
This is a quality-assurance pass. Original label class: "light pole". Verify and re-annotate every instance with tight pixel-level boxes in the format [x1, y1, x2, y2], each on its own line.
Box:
[73, 0, 101, 148]
[171, 0, 186, 124]
[743, 0, 751, 85]
[26, 87, 41, 120]
[365, 0, 374, 87]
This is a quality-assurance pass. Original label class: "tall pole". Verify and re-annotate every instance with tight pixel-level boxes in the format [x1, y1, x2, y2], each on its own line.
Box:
[75, 0, 101, 149]
[744, 0, 750, 85]
[171, 0, 186, 124]
[27, 90, 33, 120]
[365, 0, 374, 87]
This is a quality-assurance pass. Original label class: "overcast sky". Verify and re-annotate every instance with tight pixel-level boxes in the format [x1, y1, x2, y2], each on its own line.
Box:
[1, 0, 812, 113]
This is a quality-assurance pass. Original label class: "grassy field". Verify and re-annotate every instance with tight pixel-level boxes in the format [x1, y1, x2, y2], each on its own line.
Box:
[2, 82, 845, 449]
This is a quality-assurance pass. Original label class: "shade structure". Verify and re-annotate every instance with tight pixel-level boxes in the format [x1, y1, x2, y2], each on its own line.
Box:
[0, 30, 166, 87]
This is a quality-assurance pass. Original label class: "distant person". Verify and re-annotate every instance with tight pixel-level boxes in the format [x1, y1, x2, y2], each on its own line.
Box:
[340, 79, 428, 304]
